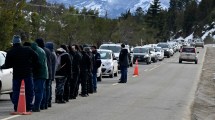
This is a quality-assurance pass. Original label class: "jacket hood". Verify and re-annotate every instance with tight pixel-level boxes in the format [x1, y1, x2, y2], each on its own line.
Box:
[31, 42, 38, 51]
[45, 42, 54, 51]
[35, 38, 45, 48]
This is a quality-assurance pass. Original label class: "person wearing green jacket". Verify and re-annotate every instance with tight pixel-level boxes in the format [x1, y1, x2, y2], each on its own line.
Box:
[31, 42, 48, 112]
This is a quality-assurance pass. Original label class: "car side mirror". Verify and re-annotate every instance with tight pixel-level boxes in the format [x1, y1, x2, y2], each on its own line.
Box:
[197, 51, 199, 54]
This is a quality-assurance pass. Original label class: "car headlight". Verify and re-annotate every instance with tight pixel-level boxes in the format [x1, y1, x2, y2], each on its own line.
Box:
[144, 55, 149, 58]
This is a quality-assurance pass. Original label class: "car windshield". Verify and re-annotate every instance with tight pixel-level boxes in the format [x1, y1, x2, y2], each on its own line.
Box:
[157, 44, 168, 48]
[100, 46, 121, 53]
[182, 48, 195, 53]
[155, 48, 161, 52]
[133, 48, 148, 53]
[98, 51, 112, 59]
[0, 53, 5, 66]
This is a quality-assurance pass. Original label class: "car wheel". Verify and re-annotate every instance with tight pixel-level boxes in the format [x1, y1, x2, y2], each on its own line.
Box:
[130, 62, 133, 67]
[109, 71, 114, 78]
[179, 59, 182, 63]
[195, 60, 198, 64]
[9, 92, 13, 100]
[167, 55, 170, 58]
[97, 74, 102, 82]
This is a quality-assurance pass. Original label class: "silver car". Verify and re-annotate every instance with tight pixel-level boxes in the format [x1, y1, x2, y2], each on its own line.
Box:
[179, 47, 198, 64]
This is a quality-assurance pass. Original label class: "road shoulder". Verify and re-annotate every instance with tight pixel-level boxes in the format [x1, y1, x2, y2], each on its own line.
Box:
[191, 47, 215, 120]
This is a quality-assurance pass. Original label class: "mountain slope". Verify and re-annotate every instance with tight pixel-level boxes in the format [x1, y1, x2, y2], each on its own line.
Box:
[45, 0, 170, 18]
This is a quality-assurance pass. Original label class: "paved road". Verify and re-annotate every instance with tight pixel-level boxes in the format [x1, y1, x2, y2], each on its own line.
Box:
[0, 48, 206, 120]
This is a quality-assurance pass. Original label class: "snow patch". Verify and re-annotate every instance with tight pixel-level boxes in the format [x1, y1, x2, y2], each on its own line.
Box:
[202, 28, 215, 40]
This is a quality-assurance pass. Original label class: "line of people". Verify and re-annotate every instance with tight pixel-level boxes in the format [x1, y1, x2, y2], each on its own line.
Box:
[0, 35, 102, 112]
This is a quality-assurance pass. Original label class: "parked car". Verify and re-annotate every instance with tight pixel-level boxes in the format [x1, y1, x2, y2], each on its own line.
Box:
[195, 38, 204, 48]
[97, 49, 118, 78]
[179, 47, 198, 64]
[157, 43, 171, 58]
[0, 51, 13, 98]
[155, 47, 164, 61]
[132, 46, 151, 65]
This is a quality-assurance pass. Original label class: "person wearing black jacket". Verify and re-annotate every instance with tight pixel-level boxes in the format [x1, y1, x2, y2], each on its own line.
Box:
[35, 38, 52, 110]
[68, 45, 82, 99]
[84, 47, 94, 94]
[91, 46, 101, 93]
[55, 48, 72, 103]
[0, 35, 39, 112]
[79, 46, 91, 97]
[118, 44, 129, 83]
[60, 44, 72, 102]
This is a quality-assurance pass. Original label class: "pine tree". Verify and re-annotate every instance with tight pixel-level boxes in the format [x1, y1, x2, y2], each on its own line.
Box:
[183, 0, 198, 36]
[146, 0, 162, 28]
[167, 0, 177, 33]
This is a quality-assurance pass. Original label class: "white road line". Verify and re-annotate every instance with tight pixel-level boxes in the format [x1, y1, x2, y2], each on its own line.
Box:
[1, 115, 21, 120]
[112, 83, 119, 86]
[144, 69, 148, 72]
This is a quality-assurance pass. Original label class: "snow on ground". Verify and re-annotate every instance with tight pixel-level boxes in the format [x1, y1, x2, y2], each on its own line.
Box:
[202, 28, 215, 40]
[185, 33, 194, 41]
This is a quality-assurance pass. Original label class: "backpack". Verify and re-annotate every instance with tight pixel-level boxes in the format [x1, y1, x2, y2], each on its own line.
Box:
[56, 53, 68, 71]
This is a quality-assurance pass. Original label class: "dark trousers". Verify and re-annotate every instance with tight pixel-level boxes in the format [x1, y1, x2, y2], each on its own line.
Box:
[88, 72, 94, 93]
[55, 76, 67, 101]
[120, 66, 128, 83]
[80, 71, 88, 95]
[12, 77, 34, 111]
[70, 72, 79, 99]
[41, 79, 51, 109]
[33, 79, 46, 110]
[63, 75, 71, 101]
[92, 71, 97, 92]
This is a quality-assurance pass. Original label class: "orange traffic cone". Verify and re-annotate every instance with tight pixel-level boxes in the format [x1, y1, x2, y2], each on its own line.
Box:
[133, 60, 139, 76]
[11, 80, 31, 115]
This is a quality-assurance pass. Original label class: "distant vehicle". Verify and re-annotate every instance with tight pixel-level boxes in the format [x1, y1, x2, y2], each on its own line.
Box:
[0, 51, 13, 98]
[179, 47, 198, 64]
[195, 38, 204, 48]
[144, 46, 158, 63]
[157, 43, 171, 58]
[125, 45, 133, 67]
[190, 39, 196, 47]
[97, 49, 118, 78]
[99, 44, 121, 60]
[132, 46, 151, 65]
[154, 47, 164, 61]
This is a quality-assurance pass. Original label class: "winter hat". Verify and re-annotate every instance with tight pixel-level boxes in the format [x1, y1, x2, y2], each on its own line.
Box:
[45, 42, 54, 51]
[12, 35, 21, 44]
[35, 38, 45, 48]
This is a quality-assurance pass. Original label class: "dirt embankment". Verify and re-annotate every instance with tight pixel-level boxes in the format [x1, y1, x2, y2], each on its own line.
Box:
[191, 47, 215, 120]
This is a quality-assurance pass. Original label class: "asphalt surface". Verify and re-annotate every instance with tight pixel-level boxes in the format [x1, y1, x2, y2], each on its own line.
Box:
[0, 48, 205, 120]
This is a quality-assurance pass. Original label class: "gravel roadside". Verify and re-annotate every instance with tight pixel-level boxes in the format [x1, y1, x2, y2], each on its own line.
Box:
[191, 47, 215, 120]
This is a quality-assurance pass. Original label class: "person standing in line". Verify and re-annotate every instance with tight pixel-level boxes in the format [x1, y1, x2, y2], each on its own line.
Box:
[68, 45, 81, 99]
[118, 43, 129, 83]
[31, 42, 48, 112]
[60, 44, 72, 102]
[0, 35, 39, 112]
[79, 46, 91, 97]
[45, 42, 57, 107]
[84, 47, 94, 94]
[55, 48, 71, 103]
[35, 38, 52, 110]
[91, 46, 101, 93]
